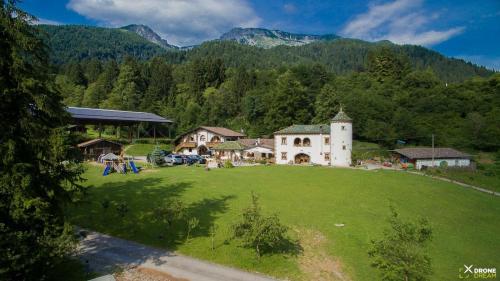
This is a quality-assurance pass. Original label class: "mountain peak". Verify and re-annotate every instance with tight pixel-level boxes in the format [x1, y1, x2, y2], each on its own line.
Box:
[220, 27, 339, 48]
[120, 24, 177, 49]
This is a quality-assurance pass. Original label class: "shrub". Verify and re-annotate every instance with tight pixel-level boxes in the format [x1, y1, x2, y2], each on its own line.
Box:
[233, 192, 291, 257]
[224, 160, 234, 168]
[186, 217, 199, 241]
[369, 206, 433, 281]
[154, 199, 185, 229]
[150, 146, 165, 166]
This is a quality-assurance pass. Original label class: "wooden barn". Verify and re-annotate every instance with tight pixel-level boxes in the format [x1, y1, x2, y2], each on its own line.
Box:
[77, 139, 123, 161]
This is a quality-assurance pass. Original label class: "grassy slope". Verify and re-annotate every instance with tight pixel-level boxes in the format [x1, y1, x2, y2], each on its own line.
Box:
[124, 144, 172, 156]
[68, 165, 500, 280]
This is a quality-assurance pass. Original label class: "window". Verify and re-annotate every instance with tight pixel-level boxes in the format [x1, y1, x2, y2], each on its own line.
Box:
[281, 152, 287, 160]
[342, 145, 346, 150]
[211, 136, 221, 142]
[324, 137, 330, 145]
[294, 138, 302, 146]
[303, 138, 311, 146]
[324, 153, 330, 161]
[199, 135, 206, 141]
[189, 136, 194, 141]
[341, 126, 346, 131]
[281, 137, 287, 145]
[189, 148, 192, 152]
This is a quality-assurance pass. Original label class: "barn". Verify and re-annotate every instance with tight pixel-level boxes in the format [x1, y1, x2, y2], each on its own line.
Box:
[393, 148, 471, 170]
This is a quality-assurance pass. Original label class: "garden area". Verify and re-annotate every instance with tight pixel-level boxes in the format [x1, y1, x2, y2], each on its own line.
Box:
[67, 164, 500, 281]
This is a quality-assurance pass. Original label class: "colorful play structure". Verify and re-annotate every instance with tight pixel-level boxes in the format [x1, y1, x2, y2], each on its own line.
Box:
[99, 153, 140, 176]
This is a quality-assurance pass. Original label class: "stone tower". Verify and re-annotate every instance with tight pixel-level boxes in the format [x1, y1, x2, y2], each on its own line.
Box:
[330, 107, 352, 167]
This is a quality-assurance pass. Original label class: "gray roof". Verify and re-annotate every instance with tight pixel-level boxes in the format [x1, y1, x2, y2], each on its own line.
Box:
[332, 108, 352, 122]
[393, 148, 470, 159]
[274, 124, 330, 135]
[67, 107, 172, 125]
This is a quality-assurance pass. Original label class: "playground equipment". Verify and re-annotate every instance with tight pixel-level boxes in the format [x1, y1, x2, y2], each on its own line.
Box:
[100, 153, 140, 176]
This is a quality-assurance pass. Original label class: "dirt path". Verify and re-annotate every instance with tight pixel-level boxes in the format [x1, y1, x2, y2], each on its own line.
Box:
[78, 230, 277, 281]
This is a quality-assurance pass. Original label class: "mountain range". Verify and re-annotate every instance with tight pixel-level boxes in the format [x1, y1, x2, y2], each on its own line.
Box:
[35, 24, 494, 82]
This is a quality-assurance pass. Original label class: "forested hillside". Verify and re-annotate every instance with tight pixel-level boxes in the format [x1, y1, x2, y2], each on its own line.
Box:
[37, 25, 493, 82]
[37, 25, 167, 64]
[56, 47, 500, 152]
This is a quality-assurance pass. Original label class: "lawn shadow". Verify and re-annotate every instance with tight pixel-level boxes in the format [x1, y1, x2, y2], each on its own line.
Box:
[157, 195, 236, 249]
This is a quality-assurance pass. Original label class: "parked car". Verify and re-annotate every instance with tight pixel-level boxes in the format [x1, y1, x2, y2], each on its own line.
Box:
[165, 154, 184, 165]
[187, 155, 206, 164]
[179, 154, 196, 165]
[146, 150, 172, 163]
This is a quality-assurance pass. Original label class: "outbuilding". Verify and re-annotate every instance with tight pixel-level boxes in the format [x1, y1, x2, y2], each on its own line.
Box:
[77, 139, 123, 161]
[393, 147, 471, 170]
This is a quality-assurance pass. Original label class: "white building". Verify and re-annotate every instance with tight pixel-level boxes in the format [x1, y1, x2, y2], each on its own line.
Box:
[393, 148, 471, 170]
[274, 109, 352, 166]
[174, 126, 246, 155]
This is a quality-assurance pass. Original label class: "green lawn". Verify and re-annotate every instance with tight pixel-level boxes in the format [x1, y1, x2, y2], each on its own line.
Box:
[68, 165, 500, 281]
[124, 143, 172, 156]
[426, 168, 500, 192]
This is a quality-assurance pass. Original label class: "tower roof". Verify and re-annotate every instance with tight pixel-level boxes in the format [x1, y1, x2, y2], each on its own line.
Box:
[332, 107, 352, 122]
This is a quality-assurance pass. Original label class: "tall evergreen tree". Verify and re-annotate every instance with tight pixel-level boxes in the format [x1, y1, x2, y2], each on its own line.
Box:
[0, 2, 84, 279]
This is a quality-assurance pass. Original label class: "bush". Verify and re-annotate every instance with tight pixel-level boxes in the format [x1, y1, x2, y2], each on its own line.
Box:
[116, 202, 129, 218]
[150, 146, 165, 166]
[224, 160, 234, 168]
[233, 192, 293, 257]
[369, 206, 433, 281]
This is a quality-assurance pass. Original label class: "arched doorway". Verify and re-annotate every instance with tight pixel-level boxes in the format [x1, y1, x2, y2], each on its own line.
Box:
[295, 153, 310, 164]
[198, 145, 208, 155]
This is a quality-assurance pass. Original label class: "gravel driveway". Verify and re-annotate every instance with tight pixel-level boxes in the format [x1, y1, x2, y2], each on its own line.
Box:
[78, 230, 278, 281]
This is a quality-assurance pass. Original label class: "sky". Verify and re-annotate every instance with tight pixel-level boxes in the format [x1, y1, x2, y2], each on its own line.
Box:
[21, 0, 500, 70]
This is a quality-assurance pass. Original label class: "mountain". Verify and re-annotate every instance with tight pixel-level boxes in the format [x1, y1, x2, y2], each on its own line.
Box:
[220, 27, 339, 48]
[120, 24, 178, 49]
[35, 24, 494, 81]
[36, 25, 167, 64]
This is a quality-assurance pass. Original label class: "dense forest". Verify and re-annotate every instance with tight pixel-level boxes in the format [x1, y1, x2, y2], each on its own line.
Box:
[37, 25, 493, 83]
[57, 46, 500, 152]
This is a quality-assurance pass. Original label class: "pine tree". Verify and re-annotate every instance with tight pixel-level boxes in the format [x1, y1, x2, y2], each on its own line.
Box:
[0, 2, 85, 279]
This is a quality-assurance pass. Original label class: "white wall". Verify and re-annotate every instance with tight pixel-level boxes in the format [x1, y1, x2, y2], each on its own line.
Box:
[416, 158, 470, 170]
[330, 121, 352, 167]
[274, 134, 331, 165]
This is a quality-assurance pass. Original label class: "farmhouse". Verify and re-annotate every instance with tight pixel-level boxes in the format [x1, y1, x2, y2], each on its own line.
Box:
[393, 147, 471, 170]
[239, 138, 274, 160]
[174, 126, 246, 155]
[274, 108, 352, 166]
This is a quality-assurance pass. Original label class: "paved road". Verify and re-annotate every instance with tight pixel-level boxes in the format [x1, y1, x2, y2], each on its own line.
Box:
[77, 230, 278, 281]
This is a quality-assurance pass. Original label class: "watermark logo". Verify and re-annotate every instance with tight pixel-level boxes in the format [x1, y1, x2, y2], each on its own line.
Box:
[459, 265, 496, 279]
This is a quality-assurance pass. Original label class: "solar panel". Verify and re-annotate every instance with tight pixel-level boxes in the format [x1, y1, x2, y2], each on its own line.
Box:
[67, 107, 172, 124]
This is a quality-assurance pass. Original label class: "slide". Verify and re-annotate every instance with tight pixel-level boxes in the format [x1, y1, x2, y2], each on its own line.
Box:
[129, 161, 139, 174]
[102, 165, 111, 176]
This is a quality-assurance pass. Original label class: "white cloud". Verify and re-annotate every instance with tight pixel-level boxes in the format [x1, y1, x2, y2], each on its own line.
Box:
[340, 0, 464, 46]
[67, 0, 261, 46]
[32, 17, 62, 25]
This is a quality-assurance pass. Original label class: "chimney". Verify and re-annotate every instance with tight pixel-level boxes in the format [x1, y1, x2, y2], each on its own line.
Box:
[257, 138, 261, 145]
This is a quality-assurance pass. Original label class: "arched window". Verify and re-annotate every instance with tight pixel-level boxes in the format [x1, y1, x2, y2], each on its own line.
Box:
[199, 135, 206, 141]
[303, 138, 311, 146]
[211, 136, 221, 142]
[294, 138, 302, 146]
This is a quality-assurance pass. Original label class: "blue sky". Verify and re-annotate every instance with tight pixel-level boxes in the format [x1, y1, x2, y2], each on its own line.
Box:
[21, 0, 500, 70]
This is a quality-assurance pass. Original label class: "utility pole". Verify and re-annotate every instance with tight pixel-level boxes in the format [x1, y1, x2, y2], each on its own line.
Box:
[431, 134, 435, 167]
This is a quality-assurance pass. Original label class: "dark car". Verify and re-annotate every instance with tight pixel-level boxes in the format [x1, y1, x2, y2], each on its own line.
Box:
[165, 154, 184, 165]
[187, 155, 206, 164]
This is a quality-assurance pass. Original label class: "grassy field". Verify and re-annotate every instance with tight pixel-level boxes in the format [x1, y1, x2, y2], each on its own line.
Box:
[68, 165, 500, 281]
[124, 143, 172, 156]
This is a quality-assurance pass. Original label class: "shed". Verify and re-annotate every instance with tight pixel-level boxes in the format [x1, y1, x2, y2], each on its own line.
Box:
[393, 147, 471, 170]
[77, 139, 123, 161]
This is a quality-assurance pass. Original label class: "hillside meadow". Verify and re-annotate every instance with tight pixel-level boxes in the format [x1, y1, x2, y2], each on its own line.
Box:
[68, 165, 500, 280]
